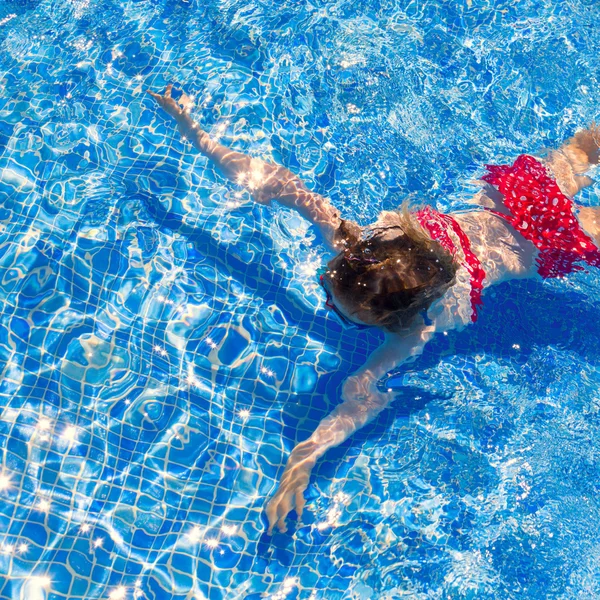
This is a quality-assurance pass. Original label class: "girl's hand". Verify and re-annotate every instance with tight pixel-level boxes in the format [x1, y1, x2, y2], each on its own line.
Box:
[147, 84, 185, 119]
[265, 440, 316, 534]
[265, 376, 393, 535]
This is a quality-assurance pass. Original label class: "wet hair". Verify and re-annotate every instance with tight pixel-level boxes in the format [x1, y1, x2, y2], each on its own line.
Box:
[327, 206, 457, 332]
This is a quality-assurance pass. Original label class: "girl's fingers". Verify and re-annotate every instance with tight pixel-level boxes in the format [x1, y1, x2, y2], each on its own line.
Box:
[265, 484, 296, 534]
[265, 462, 312, 534]
[295, 491, 306, 519]
[147, 86, 175, 104]
[147, 90, 162, 103]
[276, 517, 287, 534]
[275, 499, 289, 533]
[265, 498, 279, 534]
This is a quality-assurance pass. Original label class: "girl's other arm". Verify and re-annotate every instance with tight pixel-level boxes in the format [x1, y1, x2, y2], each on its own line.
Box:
[265, 323, 434, 534]
[148, 85, 348, 250]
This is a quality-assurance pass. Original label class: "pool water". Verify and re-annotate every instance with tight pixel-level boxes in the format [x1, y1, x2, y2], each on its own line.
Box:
[1, 0, 600, 598]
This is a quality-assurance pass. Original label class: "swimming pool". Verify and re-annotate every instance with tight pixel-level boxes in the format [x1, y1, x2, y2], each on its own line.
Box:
[1, 0, 600, 598]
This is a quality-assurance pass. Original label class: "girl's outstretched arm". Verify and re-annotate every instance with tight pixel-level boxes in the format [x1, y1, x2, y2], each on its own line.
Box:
[265, 323, 434, 534]
[148, 84, 349, 250]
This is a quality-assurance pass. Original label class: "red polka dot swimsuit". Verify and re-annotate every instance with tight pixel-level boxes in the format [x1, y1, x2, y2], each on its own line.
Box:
[416, 154, 600, 323]
[482, 154, 600, 278]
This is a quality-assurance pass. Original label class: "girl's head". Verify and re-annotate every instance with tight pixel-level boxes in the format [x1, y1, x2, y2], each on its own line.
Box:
[324, 208, 457, 332]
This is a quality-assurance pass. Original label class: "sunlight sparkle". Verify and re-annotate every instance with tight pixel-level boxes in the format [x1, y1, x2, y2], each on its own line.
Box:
[0, 474, 11, 490]
[109, 586, 127, 600]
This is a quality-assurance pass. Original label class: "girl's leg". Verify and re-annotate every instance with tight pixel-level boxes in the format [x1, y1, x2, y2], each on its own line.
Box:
[544, 125, 600, 244]
[546, 124, 600, 196]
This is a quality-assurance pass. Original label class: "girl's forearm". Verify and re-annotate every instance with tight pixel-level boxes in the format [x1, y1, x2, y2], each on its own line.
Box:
[174, 110, 256, 182]
[296, 392, 390, 464]
[292, 328, 434, 466]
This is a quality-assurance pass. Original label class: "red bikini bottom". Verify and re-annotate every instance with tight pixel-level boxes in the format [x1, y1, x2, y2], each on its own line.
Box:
[483, 154, 600, 279]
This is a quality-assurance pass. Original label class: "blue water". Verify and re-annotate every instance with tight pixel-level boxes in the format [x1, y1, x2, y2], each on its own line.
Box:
[1, 0, 600, 598]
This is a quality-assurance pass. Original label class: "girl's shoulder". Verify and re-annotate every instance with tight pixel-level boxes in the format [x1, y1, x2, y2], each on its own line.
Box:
[426, 270, 475, 334]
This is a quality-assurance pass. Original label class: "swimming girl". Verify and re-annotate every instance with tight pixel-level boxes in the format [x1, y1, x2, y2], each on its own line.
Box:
[148, 85, 600, 535]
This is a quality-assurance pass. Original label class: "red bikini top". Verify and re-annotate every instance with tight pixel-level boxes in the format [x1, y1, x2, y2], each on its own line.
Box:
[482, 154, 600, 278]
[415, 206, 485, 323]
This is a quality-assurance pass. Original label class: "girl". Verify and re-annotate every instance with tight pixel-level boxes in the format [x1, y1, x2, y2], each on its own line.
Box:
[148, 85, 600, 535]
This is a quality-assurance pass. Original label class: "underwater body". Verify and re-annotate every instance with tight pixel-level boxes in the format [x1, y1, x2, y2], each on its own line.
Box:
[1, 0, 600, 598]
